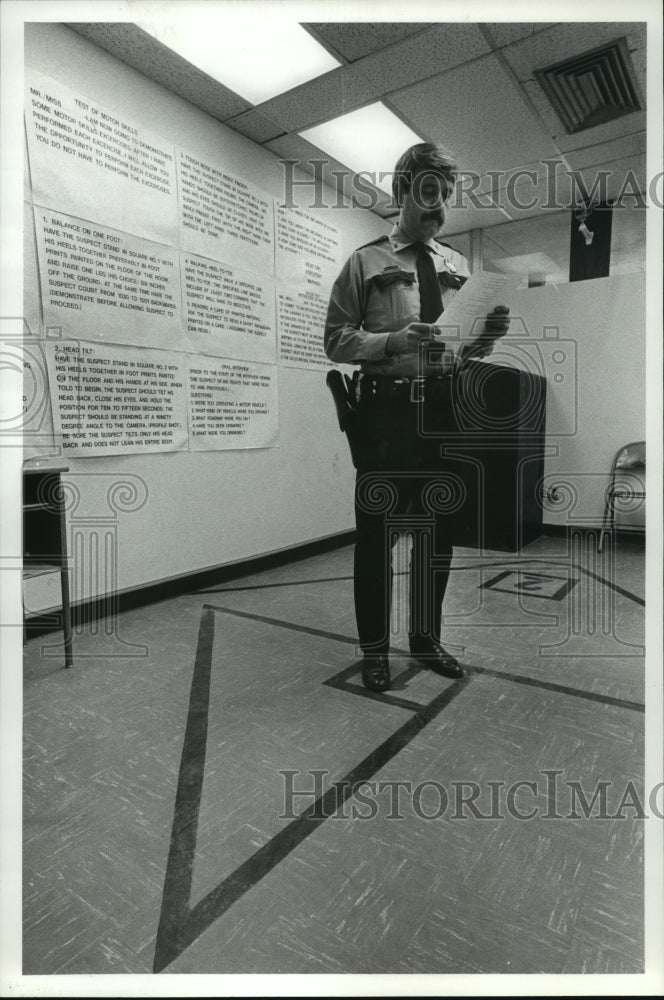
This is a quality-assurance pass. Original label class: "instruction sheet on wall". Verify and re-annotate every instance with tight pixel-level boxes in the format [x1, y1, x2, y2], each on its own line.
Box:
[44, 340, 188, 456]
[24, 71, 352, 455]
[275, 203, 341, 370]
[25, 70, 179, 246]
[33, 207, 182, 348]
[186, 355, 278, 451]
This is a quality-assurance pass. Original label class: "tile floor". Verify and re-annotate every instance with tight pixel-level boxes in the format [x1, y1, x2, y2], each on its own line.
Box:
[22, 534, 648, 978]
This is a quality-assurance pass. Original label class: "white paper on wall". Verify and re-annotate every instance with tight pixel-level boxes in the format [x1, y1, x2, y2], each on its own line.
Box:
[177, 151, 274, 273]
[274, 203, 342, 290]
[277, 284, 330, 370]
[21, 339, 59, 462]
[25, 71, 178, 246]
[44, 340, 188, 456]
[23, 199, 43, 339]
[186, 355, 278, 451]
[34, 207, 183, 349]
[181, 253, 276, 364]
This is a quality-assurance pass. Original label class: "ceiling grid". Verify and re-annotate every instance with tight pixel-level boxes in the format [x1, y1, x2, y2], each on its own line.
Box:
[65, 18, 649, 265]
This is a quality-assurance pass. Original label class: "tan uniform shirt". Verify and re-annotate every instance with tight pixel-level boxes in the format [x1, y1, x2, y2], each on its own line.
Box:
[324, 226, 471, 378]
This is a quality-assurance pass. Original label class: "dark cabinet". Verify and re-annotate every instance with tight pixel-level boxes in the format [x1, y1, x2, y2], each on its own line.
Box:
[444, 362, 547, 552]
[23, 466, 73, 667]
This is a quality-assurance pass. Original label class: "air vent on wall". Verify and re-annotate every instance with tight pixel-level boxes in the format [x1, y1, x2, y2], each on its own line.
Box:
[534, 37, 643, 134]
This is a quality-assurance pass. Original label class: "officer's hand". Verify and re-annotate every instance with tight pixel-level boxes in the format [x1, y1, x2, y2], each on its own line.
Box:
[482, 305, 510, 355]
[458, 306, 510, 362]
[386, 322, 443, 356]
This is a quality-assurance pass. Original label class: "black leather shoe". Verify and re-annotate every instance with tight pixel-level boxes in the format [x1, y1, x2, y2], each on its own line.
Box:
[361, 655, 391, 692]
[409, 640, 463, 678]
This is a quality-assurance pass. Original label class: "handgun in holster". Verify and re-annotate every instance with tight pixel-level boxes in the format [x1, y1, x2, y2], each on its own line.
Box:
[326, 369, 362, 468]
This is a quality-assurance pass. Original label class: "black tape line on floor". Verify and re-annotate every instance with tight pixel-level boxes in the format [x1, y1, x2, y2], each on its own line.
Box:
[199, 557, 645, 608]
[154, 606, 215, 972]
[153, 604, 469, 972]
[201, 602, 645, 714]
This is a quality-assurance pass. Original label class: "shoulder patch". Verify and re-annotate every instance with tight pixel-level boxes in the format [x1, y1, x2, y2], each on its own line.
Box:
[355, 234, 390, 251]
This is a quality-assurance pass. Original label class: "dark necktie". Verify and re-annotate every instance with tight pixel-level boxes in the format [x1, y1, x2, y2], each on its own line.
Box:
[413, 242, 443, 323]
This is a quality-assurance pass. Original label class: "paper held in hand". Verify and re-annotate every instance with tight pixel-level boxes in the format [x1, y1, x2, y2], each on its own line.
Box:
[434, 271, 519, 359]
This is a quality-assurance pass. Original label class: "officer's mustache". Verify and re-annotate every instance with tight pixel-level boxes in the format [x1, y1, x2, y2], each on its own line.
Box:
[421, 210, 443, 225]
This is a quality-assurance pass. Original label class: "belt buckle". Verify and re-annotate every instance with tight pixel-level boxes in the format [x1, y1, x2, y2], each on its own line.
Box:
[410, 378, 425, 403]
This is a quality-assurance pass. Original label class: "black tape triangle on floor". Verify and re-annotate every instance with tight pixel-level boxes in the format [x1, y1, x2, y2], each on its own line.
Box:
[152, 604, 470, 973]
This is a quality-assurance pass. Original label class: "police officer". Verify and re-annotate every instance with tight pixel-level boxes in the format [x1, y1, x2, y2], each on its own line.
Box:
[324, 142, 509, 693]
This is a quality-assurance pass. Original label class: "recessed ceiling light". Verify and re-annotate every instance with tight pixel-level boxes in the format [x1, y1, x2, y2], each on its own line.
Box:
[299, 103, 423, 195]
[139, 12, 340, 105]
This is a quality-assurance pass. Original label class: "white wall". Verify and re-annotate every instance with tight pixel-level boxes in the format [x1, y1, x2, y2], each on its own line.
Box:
[24, 25, 646, 611]
[24, 24, 389, 603]
[510, 273, 646, 527]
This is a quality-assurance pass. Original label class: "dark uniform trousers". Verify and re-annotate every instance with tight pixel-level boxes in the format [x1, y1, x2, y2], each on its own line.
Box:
[353, 383, 455, 654]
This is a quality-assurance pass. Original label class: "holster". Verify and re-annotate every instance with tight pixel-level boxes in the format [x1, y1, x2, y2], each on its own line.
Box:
[326, 369, 363, 468]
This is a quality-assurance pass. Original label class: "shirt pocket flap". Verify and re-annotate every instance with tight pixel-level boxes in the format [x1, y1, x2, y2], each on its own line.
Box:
[370, 269, 416, 291]
[437, 271, 468, 290]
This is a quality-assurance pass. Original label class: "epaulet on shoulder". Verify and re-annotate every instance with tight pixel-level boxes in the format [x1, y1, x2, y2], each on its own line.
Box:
[355, 234, 390, 251]
[435, 237, 466, 257]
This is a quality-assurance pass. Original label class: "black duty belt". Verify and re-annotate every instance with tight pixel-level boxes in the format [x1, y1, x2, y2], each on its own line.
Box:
[359, 373, 452, 404]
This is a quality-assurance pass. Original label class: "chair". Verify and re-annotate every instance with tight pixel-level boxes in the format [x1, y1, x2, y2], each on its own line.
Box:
[597, 441, 645, 552]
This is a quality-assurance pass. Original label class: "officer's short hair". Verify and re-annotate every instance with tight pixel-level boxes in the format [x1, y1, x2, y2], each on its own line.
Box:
[392, 143, 457, 207]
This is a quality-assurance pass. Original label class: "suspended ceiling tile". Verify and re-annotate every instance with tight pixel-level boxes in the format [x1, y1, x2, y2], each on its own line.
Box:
[519, 77, 646, 150]
[265, 132, 335, 169]
[443, 196, 511, 236]
[502, 22, 646, 137]
[261, 22, 491, 135]
[391, 54, 560, 175]
[339, 60, 406, 113]
[475, 159, 555, 197]
[255, 67, 360, 135]
[501, 21, 646, 86]
[67, 23, 251, 122]
[264, 133, 391, 213]
[551, 110, 648, 153]
[490, 155, 646, 218]
[226, 109, 285, 144]
[304, 23, 434, 62]
[519, 78, 573, 137]
[563, 131, 647, 170]
[520, 78, 647, 150]
[575, 154, 647, 203]
[356, 23, 491, 95]
[495, 167, 576, 220]
[482, 23, 559, 48]
[482, 210, 570, 263]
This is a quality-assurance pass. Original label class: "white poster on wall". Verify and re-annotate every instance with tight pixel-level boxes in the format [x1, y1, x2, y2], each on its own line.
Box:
[23, 200, 43, 339]
[186, 355, 278, 451]
[177, 150, 274, 272]
[25, 70, 178, 246]
[44, 340, 188, 456]
[277, 284, 331, 370]
[181, 253, 276, 364]
[274, 203, 342, 290]
[34, 207, 182, 349]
